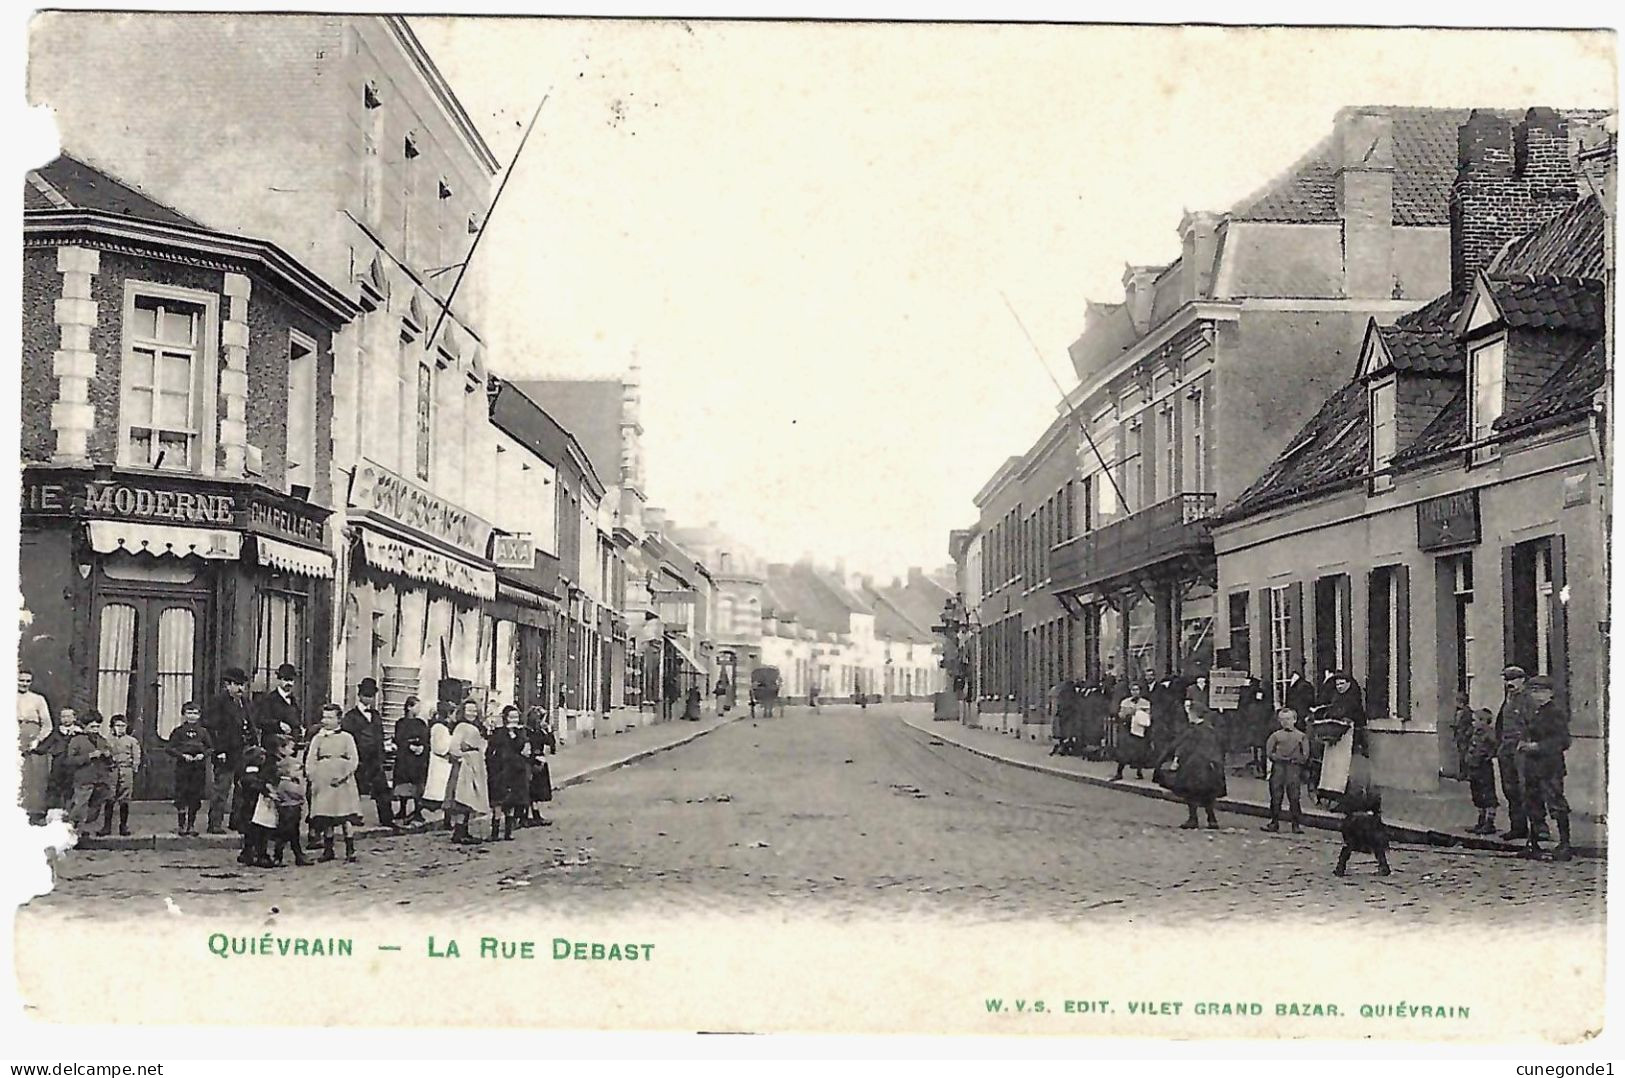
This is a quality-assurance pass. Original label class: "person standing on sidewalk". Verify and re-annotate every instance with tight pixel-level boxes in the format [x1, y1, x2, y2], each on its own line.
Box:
[342, 678, 395, 829]
[202, 667, 253, 835]
[1461, 707, 1500, 835]
[1110, 684, 1153, 781]
[446, 700, 491, 845]
[64, 710, 114, 832]
[101, 715, 140, 836]
[1160, 699, 1226, 830]
[1518, 676, 1574, 862]
[252, 664, 303, 751]
[425, 701, 457, 829]
[391, 696, 429, 825]
[166, 703, 213, 836]
[485, 705, 530, 842]
[1260, 708, 1309, 834]
[305, 703, 363, 863]
[1495, 666, 1535, 842]
[17, 670, 54, 822]
[524, 706, 556, 827]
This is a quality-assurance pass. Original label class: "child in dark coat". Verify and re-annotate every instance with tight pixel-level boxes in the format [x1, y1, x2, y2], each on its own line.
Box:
[166, 703, 213, 836]
[1462, 707, 1500, 835]
[1333, 758, 1391, 876]
[484, 706, 531, 842]
[270, 736, 311, 867]
[234, 744, 274, 867]
[525, 706, 557, 827]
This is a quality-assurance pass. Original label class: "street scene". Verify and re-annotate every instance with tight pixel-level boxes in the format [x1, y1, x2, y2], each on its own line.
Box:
[4, 12, 1618, 1044]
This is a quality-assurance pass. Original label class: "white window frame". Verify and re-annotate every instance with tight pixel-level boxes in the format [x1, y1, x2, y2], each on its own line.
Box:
[285, 329, 318, 493]
[1468, 336, 1506, 465]
[1158, 404, 1177, 501]
[1535, 543, 1553, 677]
[1370, 375, 1397, 492]
[1268, 584, 1293, 705]
[415, 357, 434, 482]
[119, 281, 219, 475]
[1185, 388, 1206, 492]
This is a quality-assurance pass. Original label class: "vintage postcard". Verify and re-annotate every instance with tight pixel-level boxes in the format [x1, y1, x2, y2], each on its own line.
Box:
[4, 8, 1618, 1049]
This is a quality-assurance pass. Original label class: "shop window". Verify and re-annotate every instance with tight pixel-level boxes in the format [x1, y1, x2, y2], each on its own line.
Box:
[96, 603, 138, 726]
[286, 331, 318, 493]
[253, 588, 307, 695]
[1366, 565, 1411, 719]
[154, 607, 196, 739]
[1227, 592, 1251, 671]
[1469, 337, 1506, 465]
[121, 287, 216, 473]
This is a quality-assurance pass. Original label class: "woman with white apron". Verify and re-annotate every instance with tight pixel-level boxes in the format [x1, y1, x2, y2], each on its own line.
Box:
[424, 704, 456, 829]
[1315, 672, 1368, 799]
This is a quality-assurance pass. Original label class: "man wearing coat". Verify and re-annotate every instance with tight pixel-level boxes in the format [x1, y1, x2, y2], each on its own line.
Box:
[342, 678, 396, 828]
[1518, 675, 1574, 862]
[251, 664, 303, 751]
[202, 667, 254, 834]
[1284, 670, 1317, 725]
[1495, 665, 1537, 842]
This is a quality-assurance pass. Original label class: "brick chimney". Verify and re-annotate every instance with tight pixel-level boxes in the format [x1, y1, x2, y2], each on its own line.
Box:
[1121, 265, 1162, 334]
[1450, 108, 1579, 293]
[1335, 108, 1396, 299]
[1178, 211, 1222, 303]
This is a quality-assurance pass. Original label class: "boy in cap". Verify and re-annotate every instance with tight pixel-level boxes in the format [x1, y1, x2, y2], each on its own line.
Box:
[1495, 665, 1535, 841]
[1461, 707, 1500, 835]
[65, 710, 114, 832]
[1518, 676, 1574, 861]
[166, 702, 213, 835]
[100, 714, 141, 836]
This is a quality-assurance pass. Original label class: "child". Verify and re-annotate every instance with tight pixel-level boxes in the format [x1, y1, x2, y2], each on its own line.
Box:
[1462, 707, 1500, 835]
[101, 715, 141, 836]
[30, 706, 78, 816]
[526, 707, 557, 827]
[1260, 707, 1310, 833]
[391, 696, 429, 825]
[270, 736, 311, 867]
[65, 710, 114, 832]
[1333, 756, 1391, 877]
[305, 703, 363, 863]
[166, 702, 213, 836]
[235, 744, 274, 868]
[485, 705, 530, 842]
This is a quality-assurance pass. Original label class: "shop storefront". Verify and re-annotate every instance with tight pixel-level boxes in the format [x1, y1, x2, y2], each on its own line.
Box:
[489, 533, 560, 716]
[19, 466, 333, 798]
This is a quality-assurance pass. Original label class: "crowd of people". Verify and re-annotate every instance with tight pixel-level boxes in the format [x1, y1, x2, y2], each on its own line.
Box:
[15, 665, 561, 867]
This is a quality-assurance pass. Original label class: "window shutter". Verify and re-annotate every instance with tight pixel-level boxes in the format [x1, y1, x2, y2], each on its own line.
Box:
[1337, 574, 1354, 672]
[1395, 565, 1411, 720]
[1549, 534, 1569, 704]
[1501, 545, 1517, 671]
[1288, 581, 1305, 676]
[1255, 587, 1272, 696]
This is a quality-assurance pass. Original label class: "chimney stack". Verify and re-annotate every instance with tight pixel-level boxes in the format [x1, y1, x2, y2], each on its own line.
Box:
[1450, 108, 1579, 293]
[1121, 265, 1162, 334]
[1178, 211, 1222, 302]
[1335, 108, 1396, 300]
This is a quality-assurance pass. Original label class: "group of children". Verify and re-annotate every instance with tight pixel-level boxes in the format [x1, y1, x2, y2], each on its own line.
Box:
[1259, 705, 1391, 877]
[26, 706, 143, 836]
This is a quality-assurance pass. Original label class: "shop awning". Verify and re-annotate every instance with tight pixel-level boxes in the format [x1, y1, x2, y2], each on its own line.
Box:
[665, 634, 703, 674]
[255, 535, 334, 579]
[88, 521, 241, 560]
[359, 527, 496, 601]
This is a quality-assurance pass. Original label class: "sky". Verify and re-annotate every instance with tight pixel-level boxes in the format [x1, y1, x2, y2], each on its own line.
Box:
[408, 19, 1615, 579]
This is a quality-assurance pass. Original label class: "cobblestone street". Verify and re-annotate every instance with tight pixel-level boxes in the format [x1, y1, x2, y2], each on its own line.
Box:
[23, 706, 1605, 925]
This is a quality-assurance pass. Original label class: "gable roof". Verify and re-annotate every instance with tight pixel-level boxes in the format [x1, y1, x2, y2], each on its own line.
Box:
[1217, 380, 1371, 522]
[1489, 191, 1608, 279]
[29, 154, 202, 228]
[1480, 275, 1606, 335]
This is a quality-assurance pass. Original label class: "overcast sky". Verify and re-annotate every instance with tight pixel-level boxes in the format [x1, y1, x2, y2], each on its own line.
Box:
[410, 19, 1614, 579]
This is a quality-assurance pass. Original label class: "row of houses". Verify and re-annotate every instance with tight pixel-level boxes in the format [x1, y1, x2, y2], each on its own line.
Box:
[18, 13, 945, 800]
[947, 104, 1614, 814]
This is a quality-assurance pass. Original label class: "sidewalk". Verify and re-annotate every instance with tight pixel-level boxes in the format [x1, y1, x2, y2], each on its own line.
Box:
[65, 712, 738, 852]
[904, 712, 1606, 858]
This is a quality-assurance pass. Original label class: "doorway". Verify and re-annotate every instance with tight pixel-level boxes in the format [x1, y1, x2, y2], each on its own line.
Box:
[92, 567, 212, 799]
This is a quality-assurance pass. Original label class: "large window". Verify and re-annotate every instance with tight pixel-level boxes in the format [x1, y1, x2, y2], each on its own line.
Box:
[253, 585, 307, 696]
[1507, 537, 1563, 685]
[122, 288, 214, 472]
[415, 360, 434, 481]
[1158, 404, 1177, 501]
[1227, 591, 1251, 672]
[1121, 423, 1143, 514]
[1469, 338, 1506, 464]
[1313, 574, 1351, 680]
[1184, 388, 1206, 492]
[286, 332, 317, 493]
[96, 603, 138, 727]
[1268, 585, 1294, 705]
[1449, 554, 1475, 698]
[1366, 565, 1410, 719]
[1370, 377, 1396, 491]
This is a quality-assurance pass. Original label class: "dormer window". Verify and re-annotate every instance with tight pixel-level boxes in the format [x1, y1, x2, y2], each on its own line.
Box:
[1369, 376, 1396, 492]
[1468, 336, 1506, 464]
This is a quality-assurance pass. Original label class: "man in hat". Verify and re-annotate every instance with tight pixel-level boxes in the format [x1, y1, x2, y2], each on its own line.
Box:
[343, 677, 395, 828]
[252, 664, 303, 752]
[202, 667, 255, 834]
[1494, 665, 1536, 841]
[1518, 675, 1574, 861]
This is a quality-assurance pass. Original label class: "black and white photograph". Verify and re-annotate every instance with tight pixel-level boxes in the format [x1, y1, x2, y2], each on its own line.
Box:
[2, 6, 1618, 1053]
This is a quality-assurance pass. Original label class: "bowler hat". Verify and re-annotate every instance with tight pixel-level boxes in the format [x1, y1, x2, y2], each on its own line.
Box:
[1527, 675, 1555, 691]
[223, 667, 248, 685]
[358, 677, 380, 697]
[276, 663, 298, 680]
[1502, 665, 1528, 680]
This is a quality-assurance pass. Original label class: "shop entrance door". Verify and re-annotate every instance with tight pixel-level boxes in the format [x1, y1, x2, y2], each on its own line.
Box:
[93, 584, 211, 800]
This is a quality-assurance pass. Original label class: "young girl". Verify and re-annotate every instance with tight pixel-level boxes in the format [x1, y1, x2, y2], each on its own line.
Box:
[525, 706, 556, 827]
[166, 702, 213, 836]
[305, 703, 363, 863]
[485, 705, 531, 842]
[425, 701, 457, 832]
[270, 736, 311, 867]
[391, 696, 429, 825]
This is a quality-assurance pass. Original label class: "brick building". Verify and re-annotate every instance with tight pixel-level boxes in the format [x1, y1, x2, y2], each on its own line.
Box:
[20, 157, 356, 796]
[1213, 109, 1612, 809]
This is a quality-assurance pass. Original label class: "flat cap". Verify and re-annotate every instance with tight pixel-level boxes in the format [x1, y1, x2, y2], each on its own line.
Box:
[1502, 665, 1528, 679]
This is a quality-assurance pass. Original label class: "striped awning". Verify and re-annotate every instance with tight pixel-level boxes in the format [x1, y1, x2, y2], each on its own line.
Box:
[88, 521, 241, 560]
[255, 535, 334, 579]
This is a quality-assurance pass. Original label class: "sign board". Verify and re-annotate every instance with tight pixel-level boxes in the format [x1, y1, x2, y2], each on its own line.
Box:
[360, 529, 496, 600]
[490, 534, 536, 569]
[1416, 489, 1481, 551]
[1207, 667, 1250, 712]
[349, 458, 493, 559]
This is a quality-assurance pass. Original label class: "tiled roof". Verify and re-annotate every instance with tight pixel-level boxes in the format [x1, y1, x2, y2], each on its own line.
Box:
[1497, 337, 1606, 436]
[1375, 324, 1465, 374]
[1233, 107, 1487, 226]
[28, 154, 201, 228]
[1391, 388, 1468, 465]
[1490, 194, 1607, 279]
[1483, 276, 1606, 334]
[1217, 380, 1370, 521]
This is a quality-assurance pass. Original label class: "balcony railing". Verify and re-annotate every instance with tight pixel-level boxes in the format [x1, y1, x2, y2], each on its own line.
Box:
[1050, 491, 1216, 595]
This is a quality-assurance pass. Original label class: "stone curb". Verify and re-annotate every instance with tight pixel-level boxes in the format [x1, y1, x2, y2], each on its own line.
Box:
[908, 716, 1605, 860]
[66, 717, 739, 853]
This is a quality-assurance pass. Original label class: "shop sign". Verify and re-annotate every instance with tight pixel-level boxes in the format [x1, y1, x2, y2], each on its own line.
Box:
[491, 534, 536, 569]
[360, 529, 496, 600]
[246, 496, 328, 549]
[23, 475, 234, 525]
[349, 458, 493, 559]
[1207, 668, 1249, 712]
[1416, 489, 1481, 551]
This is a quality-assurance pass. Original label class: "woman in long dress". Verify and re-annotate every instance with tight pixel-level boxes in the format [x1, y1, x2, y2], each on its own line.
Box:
[390, 696, 429, 825]
[424, 702, 456, 829]
[1315, 672, 1368, 800]
[446, 700, 490, 845]
[1111, 683, 1155, 781]
[304, 703, 363, 863]
[1161, 699, 1227, 830]
[525, 706, 556, 826]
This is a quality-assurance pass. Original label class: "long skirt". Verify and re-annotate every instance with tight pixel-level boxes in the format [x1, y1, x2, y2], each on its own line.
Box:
[1318, 731, 1354, 796]
[529, 760, 553, 804]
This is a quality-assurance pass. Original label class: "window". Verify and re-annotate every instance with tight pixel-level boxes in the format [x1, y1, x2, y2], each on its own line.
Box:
[253, 586, 307, 696]
[415, 361, 433, 481]
[402, 134, 421, 260]
[1185, 388, 1207, 492]
[121, 288, 215, 472]
[1121, 423, 1143, 513]
[1313, 574, 1351, 680]
[1507, 537, 1563, 683]
[1370, 377, 1396, 491]
[1268, 585, 1294, 704]
[95, 603, 138, 727]
[286, 332, 317, 493]
[1366, 565, 1410, 719]
[1469, 338, 1506, 464]
[1158, 404, 1177, 501]
[1450, 554, 1475, 698]
[154, 606, 196, 740]
[1227, 592, 1251, 671]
